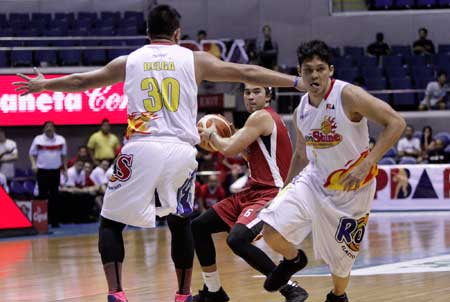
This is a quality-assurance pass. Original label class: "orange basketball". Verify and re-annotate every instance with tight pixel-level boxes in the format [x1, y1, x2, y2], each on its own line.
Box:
[197, 114, 233, 152]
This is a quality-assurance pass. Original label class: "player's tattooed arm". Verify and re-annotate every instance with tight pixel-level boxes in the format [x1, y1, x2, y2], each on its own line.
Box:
[199, 110, 273, 157]
[193, 51, 303, 90]
[284, 109, 308, 186]
[13, 56, 127, 95]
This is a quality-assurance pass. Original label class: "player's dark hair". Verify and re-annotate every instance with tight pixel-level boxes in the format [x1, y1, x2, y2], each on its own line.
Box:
[297, 40, 333, 67]
[0, 127, 5, 134]
[147, 5, 181, 39]
[437, 70, 447, 78]
[419, 27, 428, 35]
[43, 120, 54, 128]
[101, 118, 110, 124]
[197, 30, 207, 36]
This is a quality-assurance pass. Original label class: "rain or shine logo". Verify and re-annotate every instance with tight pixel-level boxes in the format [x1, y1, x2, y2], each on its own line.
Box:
[305, 116, 342, 149]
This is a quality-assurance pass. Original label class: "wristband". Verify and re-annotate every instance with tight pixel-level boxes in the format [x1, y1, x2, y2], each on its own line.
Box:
[293, 76, 300, 88]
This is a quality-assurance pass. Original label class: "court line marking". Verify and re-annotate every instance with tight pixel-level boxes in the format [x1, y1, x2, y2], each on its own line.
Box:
[253, 254, 450, 278]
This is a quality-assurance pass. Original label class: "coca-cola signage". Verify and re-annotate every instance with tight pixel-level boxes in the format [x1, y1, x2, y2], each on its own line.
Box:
[0, 74, 127, 126]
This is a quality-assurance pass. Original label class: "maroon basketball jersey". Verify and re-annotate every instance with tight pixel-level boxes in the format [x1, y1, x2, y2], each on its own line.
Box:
[246, 107, 293, 188]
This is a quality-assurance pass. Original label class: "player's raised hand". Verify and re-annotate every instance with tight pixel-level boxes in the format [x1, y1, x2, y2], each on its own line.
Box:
[13, 67, 46, 96]
[337, 159, 373, 192]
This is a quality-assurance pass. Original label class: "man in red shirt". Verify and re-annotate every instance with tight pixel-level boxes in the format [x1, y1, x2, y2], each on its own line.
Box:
[198, 175, 226, 212]
[193, 84, 306, 302]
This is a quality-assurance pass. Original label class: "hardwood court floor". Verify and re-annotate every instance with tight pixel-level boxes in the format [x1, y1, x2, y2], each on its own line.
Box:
[2, 212, 450, 302]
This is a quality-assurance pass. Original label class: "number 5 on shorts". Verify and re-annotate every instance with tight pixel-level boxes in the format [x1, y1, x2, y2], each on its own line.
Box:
[141, 77, 180, 113]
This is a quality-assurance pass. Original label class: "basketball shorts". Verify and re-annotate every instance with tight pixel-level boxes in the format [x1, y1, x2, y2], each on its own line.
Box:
[213, 186, 280, 229]
[101, 140, 198, 228]
[259, 174, 376, 277]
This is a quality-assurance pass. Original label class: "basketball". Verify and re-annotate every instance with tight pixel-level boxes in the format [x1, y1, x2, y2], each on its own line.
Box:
[197, 114, 233, 152]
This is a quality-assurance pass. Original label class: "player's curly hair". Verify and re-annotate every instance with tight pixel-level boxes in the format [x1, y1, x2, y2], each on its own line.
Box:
[147, 5, 181, 39]
[297, 40, 333, 67]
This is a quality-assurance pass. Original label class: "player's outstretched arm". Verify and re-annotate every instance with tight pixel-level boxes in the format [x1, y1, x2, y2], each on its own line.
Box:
[284, 109, 308, 186]
[194, 51, 305, 91]
[198, 110, 273, 157]
[13, 56, 127, 95]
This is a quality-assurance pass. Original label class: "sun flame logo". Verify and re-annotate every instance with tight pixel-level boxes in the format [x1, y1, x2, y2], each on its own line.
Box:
[320, 116, 337, 134]
[305, 115, 342, 149]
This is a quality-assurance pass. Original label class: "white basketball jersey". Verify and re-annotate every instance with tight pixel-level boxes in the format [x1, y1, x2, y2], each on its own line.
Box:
[296, 79, 378, 191]
[124, 43, 199, 145]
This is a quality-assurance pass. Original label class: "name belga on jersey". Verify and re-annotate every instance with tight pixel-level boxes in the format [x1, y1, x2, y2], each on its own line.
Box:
[144, 61, 176, 71]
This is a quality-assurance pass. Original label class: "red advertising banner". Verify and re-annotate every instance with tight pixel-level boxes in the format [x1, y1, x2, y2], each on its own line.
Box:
[0, 187, 32, 229]
[0, 74, 127, 126]
[32, 200, 48, 234]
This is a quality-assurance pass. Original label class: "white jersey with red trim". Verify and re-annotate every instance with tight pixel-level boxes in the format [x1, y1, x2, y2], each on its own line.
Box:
[296, 79, 378, 191]
[124, 43, 199, 145]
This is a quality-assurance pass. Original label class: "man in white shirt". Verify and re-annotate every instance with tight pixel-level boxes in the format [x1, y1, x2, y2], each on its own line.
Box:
[397, 125, 422, 160]
[29, 121, 68, 228]
[419, 71, 448, 110]
[65, 160, 86, 188]
[0, 128, 18, 181]
[90, 159, 110, 186]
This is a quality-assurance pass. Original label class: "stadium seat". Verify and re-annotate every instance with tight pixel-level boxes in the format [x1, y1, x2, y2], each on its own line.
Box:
[108, 48, 130, 60]
[49, 20, 70, 33]
[83, 49, 106, 65]
[385, 66, 408, 78]
[365, 77, 387, 90]
[411, 66, 435, 80]
[357, 56, 378, 68]
[25, 39, 51, 47]
[23, 180, 35, 196]
[438, 44, 450, 54]
[362, 67, 383, 79]
[445, 144, 450, 155]
[344, 46, 364, 57]
[406, 55, 429, 67]
[330, 47, 341, 58]
[416, 0, 437, 7]
[396, 0, 414, 9]
[336, 67, 359, 83]
[35, 50, 58, 66]
[11, 50, 33, 67]
[10, 181, 25, 196]
[373, 93, 391, 103]
[333, 56, 353, 69]
[392, 93, 416, 107]
[379, 157, 396, 165]
[438, 0, 450, 7]
[390, 77, 412, 89]
[31, 13, 51, 26]
[434, 132, 450, 147]
[0, 51, 8, 67]
[59, 50, 82, 66]
[382, 55, 403, 68]
[399, 156, 417, 164]
[391, 45, 411, 57]
[116, 26, 138, 36]
[383, 147, 397, 158]
[373, 0, 394, 9]
[0, 14, 7, 27]
[432, 53, 450, 67]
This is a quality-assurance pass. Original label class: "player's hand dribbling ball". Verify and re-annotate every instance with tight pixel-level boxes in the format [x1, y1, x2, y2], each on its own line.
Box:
[197, 114, 233, 152]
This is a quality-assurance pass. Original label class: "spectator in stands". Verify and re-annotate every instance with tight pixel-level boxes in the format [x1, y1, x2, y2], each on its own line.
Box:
[29, 121, 67, 228]
[90, 159, 110, 186]
[420, 126, 434, 153]
[198, 174, 226, 212]
[427, 139, 449, 163]
[68, 145, 93, 167]
[197, 30, 221, 58]
[419, 70, 448, 110]
[0, 128, 18, 181]
[87, 119, 120, 165]
[397, 125, 422, 161]
[367, 32, 391, 58]
[413, 27, 435, 55]
[83, 162, 96, 187]
[0, 172, 9, 193]
[258, 25, 279, 70]
[65, 160, 86, 188]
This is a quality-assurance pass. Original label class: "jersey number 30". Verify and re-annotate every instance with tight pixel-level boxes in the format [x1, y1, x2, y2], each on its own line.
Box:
[141, 77, 180, 112]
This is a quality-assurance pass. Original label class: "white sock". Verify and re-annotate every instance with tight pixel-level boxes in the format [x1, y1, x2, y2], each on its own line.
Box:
[202, 271, 221, 292]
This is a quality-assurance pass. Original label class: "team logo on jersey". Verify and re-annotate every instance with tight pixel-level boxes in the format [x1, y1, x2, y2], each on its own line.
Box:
[304, 115, 342, 149]
[335, 214, 369, 257]
[110, 154, 134, 182]
[126, 112, 160, 139]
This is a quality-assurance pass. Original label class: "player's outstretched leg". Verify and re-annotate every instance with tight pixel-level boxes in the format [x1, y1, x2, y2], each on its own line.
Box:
[98, 216, 128, 302]
[227, 223, 308, 302]
[191, 209, 230, 302]
[262, 223, 308, 292]
[167, 214, 195, 302]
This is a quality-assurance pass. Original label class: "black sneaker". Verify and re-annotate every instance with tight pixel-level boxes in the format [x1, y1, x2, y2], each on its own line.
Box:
[264, 250, 308, 292]
[280, 282, 309, 302]
[192, 285, 230, 302]
[324, 291, 349, 302]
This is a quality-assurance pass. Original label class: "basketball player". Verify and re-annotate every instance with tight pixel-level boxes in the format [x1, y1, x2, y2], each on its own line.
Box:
[258, 40, 406, 302]
[193, 84, 308, 302]
[13, 5, 305, 302]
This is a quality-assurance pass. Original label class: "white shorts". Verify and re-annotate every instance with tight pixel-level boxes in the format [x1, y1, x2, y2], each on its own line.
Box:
[259, 173, 376, 277]
[101, 140, 198, 228]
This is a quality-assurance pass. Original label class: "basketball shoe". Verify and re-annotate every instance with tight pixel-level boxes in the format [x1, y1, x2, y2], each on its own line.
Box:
[325, 291, 349, 302]
[175, 292, 193, 302]
[193, 285, 230, 302]
[280, 282, 309, 302]
[264, 249, 308, 292]
[107, 291, 127, 302]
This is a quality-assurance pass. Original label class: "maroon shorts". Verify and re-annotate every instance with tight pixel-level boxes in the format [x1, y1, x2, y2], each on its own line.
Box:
[213, 186, 280, 228]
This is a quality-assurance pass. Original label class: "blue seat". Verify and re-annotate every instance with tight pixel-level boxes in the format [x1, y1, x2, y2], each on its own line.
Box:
[79, 39, 98, 46]
[0, 51, 8, 67]
[53, 39, 77, 47]
[59, 50, 82, 66]
[434, 132, 450, 147]
[337, 67, 360, 83]
[96, 18, 115, 29]
[391, 45, 411, 57]
[390, 77, 412, 89]
[68, 28, 89, 37]
[116, 26, 138, 36]
[35, 50, 58, 66]
[392, 93, 416, 106]
[416, 0, 437, 7]
[411, 66, 435, 80]
[399, 156, 417, 164]
[49, 20, 70, 32]
[384, 147, 397, 158]
[432, 54, 450, 67]
[0, 14, 7, 27]
[31, 13, 51, 25]
[385, 66, 408, 78]
[365, 77, 387, 90]
[9, 13, 30, 23]
[373, 93, 391, 103]
[54, 12, 75, 22]
[14, 168, 26, 177]
[101, 11, 121, 21]
[11, 50, 33, 67]
[357, 56, 378, 68]
[10, 181, 25, 196]
[47, 28, 66, 37]
[25, 39, 50, 47]
[406, 55, 428, 67]
[333, 57, 353, 69]
[84, 49, 106, 65]
[379, 157, 396, 165]
[75, 18, 94, 29]
[383, 55, 403, 68]
[108, 48, 129, 60]
[413, 75, 434, 89]
[373, 0, 394, 9]
[93, 27, 115, 36]
[23, 180, 36, 195]
[438, 44, 450, 54]
[362, 67, 383, 79]
[413, 131, 422, 139]
[439, 0, 450, 6]
[344, 46, 364, 57]
[396, 0, 414, 8]
[330, 47, 341, 58]
[445, 144, 450, 155]
[16, 28, 41, 37]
